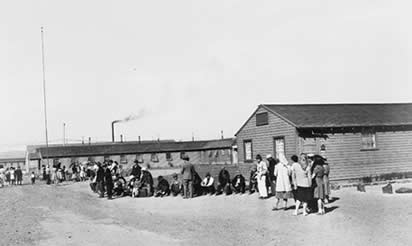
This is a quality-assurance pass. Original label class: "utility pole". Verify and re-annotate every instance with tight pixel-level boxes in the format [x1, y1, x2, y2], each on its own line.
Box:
[41, 27, 50, 166]
[63, 122, 66, 145]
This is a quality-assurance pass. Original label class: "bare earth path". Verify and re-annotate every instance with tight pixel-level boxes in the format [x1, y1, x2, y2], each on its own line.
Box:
[1, 181, 412, 246]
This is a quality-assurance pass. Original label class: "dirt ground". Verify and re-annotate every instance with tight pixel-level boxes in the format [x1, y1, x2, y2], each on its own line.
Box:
[1, 181, 412, 246]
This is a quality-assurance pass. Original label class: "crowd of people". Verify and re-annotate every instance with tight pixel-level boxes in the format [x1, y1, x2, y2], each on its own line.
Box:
[88, 153, 331, 216]
[0, 166, 24, 187]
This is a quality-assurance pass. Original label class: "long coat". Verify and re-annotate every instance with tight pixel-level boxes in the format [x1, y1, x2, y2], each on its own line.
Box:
[274, 163, 292, 192]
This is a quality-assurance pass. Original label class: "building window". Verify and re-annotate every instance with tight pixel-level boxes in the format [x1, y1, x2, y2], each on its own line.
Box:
[166, 152, 173, 161]
[256, 112, 269, 126]
[221, 149, 225, 156]
[88, 156, 95, 162]
[361, 132, 377, 150]
[120, 154, 127, 164]
[151, 153, 159, 162]
[274, 137, 285, 159]
[136, 154, 143, 163]
[180, 152, 186, 159]
[244, 140, 253, 162]
[104, 155, 110, 161]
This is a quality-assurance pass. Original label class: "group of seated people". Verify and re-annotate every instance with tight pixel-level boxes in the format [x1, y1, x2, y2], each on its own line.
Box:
[90, 159, 260, 199]
[152, 167, 248, 198]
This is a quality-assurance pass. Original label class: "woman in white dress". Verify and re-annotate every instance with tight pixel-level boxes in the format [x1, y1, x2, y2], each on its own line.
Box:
[256, 154, 268, 199]
[273, 153, 293, 210]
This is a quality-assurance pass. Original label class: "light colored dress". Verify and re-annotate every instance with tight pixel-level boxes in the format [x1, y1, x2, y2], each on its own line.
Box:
[256, 160, 268, 198]
[274, 163, 293, 199]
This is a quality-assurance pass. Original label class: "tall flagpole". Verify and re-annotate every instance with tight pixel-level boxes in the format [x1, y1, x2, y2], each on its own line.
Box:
[41, 27, 50, 166]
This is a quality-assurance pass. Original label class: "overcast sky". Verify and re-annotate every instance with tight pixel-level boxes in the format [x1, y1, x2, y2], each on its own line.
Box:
[1, 0, 411, 152]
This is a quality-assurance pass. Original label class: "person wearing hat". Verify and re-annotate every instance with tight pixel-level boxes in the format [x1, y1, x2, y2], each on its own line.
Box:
[130, 160, 142, 179]
[170, 173, 182, 196]
[180, 155, 195, 199]
[266, 154, 277, 196]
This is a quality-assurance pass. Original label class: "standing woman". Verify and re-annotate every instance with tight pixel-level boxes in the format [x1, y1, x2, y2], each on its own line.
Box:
[292, 154, 312, 216]
[256, 154, 268, 199]
[323, 161, 331, 203]
[273, 154, 293, 210]
[312, 158, 326, 215]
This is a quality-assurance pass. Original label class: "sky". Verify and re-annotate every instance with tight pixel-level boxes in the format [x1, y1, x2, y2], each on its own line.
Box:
[1, 0, 411, 152]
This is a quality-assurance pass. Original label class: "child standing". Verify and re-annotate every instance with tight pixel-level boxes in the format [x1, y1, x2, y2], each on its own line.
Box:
[31, 172, 36, 184]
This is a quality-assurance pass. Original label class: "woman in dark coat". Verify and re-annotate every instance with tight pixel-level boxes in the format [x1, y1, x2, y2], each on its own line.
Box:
[155, 176, 170, 197]
[216, 167, 231, 195]
[104, 165, 114, 200]
[232, 173, 246, 194]
[311, 156, 326, 215]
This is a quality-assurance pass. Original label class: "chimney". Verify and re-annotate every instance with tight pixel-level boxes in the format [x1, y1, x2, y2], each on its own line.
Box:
[120, 134, 123, 143]
[88, 137, 91, 145]
[82, 136, 84, 144]
[221, 130, 224, 139]
[111, 121, 116, 142]
[138, 136, 141, 144]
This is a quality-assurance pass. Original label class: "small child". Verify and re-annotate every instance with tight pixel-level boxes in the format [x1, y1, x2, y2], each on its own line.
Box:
[31, 172, 36, 184]
[131, 178, 141, 198]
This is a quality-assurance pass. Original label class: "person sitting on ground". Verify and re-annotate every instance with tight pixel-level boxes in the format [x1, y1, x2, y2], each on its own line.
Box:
[131, 177, 141, 197]
[249, 166, 258, 194]
[155, 176, 170, 197]
[139, 167, 154, 196]
[170, 173, 182, 196]
[193, 171, 203, 197]
[232, 172, 246, 194]
[216, 167, 232, 195]
[112, 173, 127, 197]
[201, 172, 216, 195]
[130, 160, 142, 178]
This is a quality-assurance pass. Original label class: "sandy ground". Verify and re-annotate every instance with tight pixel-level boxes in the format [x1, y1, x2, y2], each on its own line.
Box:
[1, 181, 412, 246]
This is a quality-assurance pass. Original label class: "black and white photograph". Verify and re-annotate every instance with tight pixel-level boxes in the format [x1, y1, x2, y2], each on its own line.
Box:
[1, 1, 412, 245]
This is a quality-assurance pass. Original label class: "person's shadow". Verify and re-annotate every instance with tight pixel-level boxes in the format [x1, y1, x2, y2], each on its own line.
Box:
[327, 197, 340, 204]
[325, 206, 339, 214]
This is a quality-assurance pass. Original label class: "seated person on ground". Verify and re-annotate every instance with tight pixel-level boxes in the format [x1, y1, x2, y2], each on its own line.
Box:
[216, 167, 232, 195]
[249, 166, 258, 194]
[113, 173, 127, 196]
[232, 173, 246, 194]
[193, 171, 203, 197]
[201, 172, 216, 195]
[170, 173, 182, 196]
[155, 176, 170, 197]
[139, 167, 154, 196]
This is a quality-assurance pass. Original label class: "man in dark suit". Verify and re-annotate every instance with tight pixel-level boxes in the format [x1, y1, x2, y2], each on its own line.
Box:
[266, 154, 277, 195]
[130, 160, 142, 179]
[180, 155, 195, 199]
[96, 163, 105, 198]
[104, 164, 114, 200]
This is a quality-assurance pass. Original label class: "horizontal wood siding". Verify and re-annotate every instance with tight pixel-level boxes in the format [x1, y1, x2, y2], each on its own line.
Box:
[318, 131, 412, 181]
[236, 106, 298, 166]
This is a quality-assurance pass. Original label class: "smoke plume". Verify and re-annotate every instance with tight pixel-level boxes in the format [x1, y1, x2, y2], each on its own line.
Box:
[113, 109, 146, 124]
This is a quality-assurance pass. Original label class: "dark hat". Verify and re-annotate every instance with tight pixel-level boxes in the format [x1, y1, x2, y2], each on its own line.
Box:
[172, 173, 178, 178]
